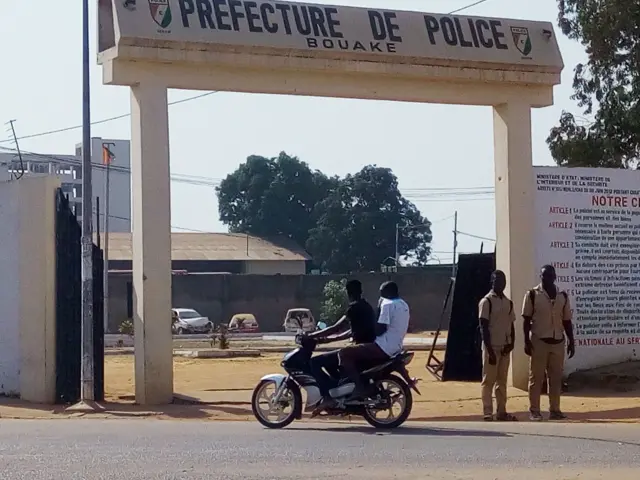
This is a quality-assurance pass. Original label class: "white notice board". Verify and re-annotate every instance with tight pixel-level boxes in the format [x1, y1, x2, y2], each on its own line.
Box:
[533, 166, 640, 372]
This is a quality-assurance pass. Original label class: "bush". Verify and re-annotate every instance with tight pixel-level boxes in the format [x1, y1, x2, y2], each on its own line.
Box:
[319, 279, 349, 325]
[119, 319, 134, 337]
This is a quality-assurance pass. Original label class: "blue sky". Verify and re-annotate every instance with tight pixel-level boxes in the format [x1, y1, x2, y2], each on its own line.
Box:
[0, 0, 587, 263]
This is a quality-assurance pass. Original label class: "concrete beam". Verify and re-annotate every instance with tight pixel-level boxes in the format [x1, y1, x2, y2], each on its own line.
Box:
[104, 58, 555, 108]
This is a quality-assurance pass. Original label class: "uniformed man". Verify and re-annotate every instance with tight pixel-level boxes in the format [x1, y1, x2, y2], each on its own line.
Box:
[522, 264, 575, 421]
[478, 270, 517, 421]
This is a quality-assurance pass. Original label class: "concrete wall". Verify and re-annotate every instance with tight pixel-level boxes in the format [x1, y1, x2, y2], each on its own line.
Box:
[0, 181, 21, 395]
[243, 260, 306, 275]
[106, 267, 452, 333]
[0, 177, 58, 401]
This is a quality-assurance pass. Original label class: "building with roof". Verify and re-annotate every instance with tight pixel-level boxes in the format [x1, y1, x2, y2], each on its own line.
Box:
[0, 137, 131, 232]
[103, 232, 311, 275]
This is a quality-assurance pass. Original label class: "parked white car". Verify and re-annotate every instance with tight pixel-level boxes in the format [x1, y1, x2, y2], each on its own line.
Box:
[171, 308, 213, 334]
[283, 308, 316, 333]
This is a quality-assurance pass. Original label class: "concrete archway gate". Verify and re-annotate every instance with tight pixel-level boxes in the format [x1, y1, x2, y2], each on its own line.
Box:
[98, 0, 563, 404]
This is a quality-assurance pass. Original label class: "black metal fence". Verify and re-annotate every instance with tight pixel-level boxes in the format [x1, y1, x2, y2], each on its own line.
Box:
[54, 189, 104, 404]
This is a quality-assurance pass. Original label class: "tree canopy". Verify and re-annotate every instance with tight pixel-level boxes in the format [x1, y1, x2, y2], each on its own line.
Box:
[547, 1, 640, 169]
[216, 153, 432, 273]
[216, 152, 336, 250]
[306, 165, 431, 273]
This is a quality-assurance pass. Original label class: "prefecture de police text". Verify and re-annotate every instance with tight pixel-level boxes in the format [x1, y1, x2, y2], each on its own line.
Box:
[178, 0, 511, 53]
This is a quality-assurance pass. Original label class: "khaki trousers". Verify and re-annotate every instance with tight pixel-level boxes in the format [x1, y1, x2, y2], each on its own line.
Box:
[481, 345, 510, 416]
[528, 336, 565, 413]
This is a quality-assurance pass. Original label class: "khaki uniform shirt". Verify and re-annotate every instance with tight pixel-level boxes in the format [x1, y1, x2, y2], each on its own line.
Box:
[521, 284, 572, 341]
[478, 291, 515, 346]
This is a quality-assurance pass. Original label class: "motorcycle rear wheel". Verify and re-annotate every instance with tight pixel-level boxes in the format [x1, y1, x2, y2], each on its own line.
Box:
[363, 374, 413, 429]
[251, 379, 302, 429]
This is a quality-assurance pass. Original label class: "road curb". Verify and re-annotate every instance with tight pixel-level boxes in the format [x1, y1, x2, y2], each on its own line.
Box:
[173, 349, 262, 359]
[105, 343, 444, 356]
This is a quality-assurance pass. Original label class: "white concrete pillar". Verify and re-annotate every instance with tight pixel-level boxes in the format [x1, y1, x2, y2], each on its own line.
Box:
[130, 84, 174, 404]
[493, 102, 536, 391]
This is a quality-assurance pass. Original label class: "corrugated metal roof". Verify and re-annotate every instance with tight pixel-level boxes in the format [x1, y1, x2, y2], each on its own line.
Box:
[97, 232, 311, 262]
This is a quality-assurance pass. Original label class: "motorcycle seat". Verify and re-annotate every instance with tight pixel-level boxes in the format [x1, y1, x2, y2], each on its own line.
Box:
[360, 350, 409, 376]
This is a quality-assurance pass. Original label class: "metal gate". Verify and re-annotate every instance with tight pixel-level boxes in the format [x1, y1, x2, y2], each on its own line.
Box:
[54, 189, 104, 404]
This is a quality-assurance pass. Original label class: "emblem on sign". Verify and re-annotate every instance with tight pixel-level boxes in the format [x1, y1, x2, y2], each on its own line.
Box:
[148, 0, 172, 29]
[510, 27, 532, 57]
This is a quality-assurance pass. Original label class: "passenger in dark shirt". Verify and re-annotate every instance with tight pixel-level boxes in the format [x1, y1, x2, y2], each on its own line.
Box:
[308, 280, 376, 408]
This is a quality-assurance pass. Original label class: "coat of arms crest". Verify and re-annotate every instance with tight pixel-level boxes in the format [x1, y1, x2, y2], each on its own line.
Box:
[148, 0, 172, 29]
[510, 27, 532, 57]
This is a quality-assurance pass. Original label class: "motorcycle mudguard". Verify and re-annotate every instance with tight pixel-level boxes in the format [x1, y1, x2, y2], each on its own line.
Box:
[259, 373, 287, 390]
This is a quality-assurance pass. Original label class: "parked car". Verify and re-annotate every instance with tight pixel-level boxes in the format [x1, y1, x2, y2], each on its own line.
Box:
[171, 308, 213, 334]
[283, 308, 316, 333]
[228, 313, 260, 333]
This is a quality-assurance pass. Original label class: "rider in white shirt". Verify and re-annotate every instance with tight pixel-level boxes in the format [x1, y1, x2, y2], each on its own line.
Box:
[375, 283, 410, 357]
[339, 281, 410, 397]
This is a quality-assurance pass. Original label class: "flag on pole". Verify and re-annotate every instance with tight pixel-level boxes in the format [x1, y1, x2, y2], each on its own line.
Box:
[102, 144, 114, 165]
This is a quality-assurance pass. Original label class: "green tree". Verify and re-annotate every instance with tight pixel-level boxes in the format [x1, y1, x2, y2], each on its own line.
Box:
[216, 152, 337, 248]
[547, 1, 640, 168]
[319, 279, 349, 325]
[307, 166, 431, 273]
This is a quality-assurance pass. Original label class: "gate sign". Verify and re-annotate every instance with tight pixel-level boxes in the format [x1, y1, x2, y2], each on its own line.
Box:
[100, 0, 563, 71]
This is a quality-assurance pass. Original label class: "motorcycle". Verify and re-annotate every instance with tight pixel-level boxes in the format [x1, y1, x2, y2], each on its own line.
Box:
[251, 334, 420, 429]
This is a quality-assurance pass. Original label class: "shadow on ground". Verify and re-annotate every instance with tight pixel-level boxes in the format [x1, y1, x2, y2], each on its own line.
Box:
[0, 395, 244, 420]
[420, 405, 640, 423]
[99, 394, 250, 419]
[288, 424, 511, 437]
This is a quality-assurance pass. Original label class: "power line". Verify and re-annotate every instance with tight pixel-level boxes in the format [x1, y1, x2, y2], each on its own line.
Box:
[0, 145, 223, 188]
[448, 0, 491, 15]
[0, 91, 218, 144]
[428, 214, 456, 225]
[0, 146, 497, 203]
[97, 212, 208, 233]
[1, 144, 498, 200]
[455, 230, 495, 242]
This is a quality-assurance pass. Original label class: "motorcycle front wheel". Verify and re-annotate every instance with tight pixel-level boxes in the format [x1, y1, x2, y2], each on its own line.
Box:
[363, 374, 413, 429]
[251, 379, 302, 429]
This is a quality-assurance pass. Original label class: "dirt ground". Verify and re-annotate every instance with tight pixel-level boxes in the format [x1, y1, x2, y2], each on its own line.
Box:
[1, 352, 639, 422]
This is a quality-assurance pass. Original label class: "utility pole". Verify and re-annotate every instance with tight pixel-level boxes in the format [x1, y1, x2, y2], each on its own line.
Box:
[102, 143, 115, 334]
[452, 211, 458, 277]
[394, 223, 399, 269]
[79, 0, 94, 405]
[96, 197, 101, 249]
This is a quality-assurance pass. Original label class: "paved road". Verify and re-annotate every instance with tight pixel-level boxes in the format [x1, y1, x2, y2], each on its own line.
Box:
[1, 420, 639, 479]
